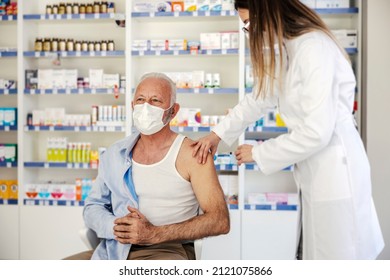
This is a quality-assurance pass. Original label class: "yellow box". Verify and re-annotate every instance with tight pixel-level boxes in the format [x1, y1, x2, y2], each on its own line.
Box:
[7, 180, 18, 199]
[0, 180, 9, 199]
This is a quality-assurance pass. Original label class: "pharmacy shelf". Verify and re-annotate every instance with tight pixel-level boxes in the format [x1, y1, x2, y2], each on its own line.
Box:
[23, 51, 125, 58]
[0, 162, 17, 168]
[24, 162, 97, 169]
[0, 51, 17, 57]
[0, 125, 17, 131]
[246, 164, 294, 172]
[215, 164, 238, 172]
[246, 126, 288, 133]
[228, 204, 239, 210]
[177, 88, 238, 94]
[131, 10, 237, 18]
[171, 126, 212, 133]
[244, 204, 298, 211]
[0, 89, 17, 95]
[25, 125, 125, 133]
[24, 88, 125, 95]
[24, 199, 85, 207]
[0, 15, 17, 21]
[132, 49, 239, 57]
[0, 199, 18, 205]
[23, 13, 122, 21]
[315, 8, 359, 14]
[346, 48, 358, 54]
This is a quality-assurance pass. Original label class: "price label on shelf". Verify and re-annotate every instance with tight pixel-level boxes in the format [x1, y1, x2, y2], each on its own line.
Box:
[173, 50, 179, 56]
[61, 51, 67, 57]
[174, 11, 179, 17]
[233, 165, 238, 171]
[49, 14, 54, 20]
[221, 11, 227, 16]
[56, 14, 61, 20]
[194, 88, 200, 94]
[222, 49, 227, 55]
[67, 163, 72, 169]
[35, 52, 40, 58]
[207, 50, 212, 55]
[34, 126, 39, 131]
[205, 11, 210, 16]
[179, 127, 184, 132]
[86, 127, 91, 132]
[99, 127, 104, 132]
[90, 51, 96, 57]
[44, 163, 49, 169]
[66, 201, 71, 206]
[150, 12, 155, 18]
[94, 13, 99, 19]
[106, 126, 115, 132]
[4, 89, 9, 95]
[6, 162, 11, 168]
[30, 89, 35, 95]
[75, 51, 81, 57]
[79, 89, 84, 95]
[40, 15, 45, 20]
[67, 14, 72, 20]
[80, 14, 85, 19]
[91, 89, 96, 94]
[75, 126, 80, 132]
[193, 127, 199, 132]
[83, 163, 89, 169]
[74, 163, 80, 169]
[66, 89, 71, 95]
[155, 51, 161, 56]
[92, 126, 98, 132]
[49, 126, 54, 131]
[193, 12, 198, 17]
[5, 126, 10, 131]
[52, 200, 58, 206]
[208, 88, 214, 94]
[101, 51, 107, 57]
[52, 89, 58, 95]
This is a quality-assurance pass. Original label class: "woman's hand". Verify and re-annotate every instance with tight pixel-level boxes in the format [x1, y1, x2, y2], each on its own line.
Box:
[235, 144, 256, 165]
[191, 132, 221, 164]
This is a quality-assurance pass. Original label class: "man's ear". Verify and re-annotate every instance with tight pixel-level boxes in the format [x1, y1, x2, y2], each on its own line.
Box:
[171, 103, 180, 117]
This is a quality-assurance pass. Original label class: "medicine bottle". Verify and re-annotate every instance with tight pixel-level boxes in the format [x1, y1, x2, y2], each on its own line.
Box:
[81, 41, 88, 52]
[88, 41, 95, 52]
[101, 40, 108, 51]
[52, 5, 59, 14]
[59, 39, 67, 52]
[79, 4, 86, 14]
[101, 1, 108, 13]
[51, 38, 59, 52]
[34, 38, 43, 52]
[46, 5, 52, 14]
[43, 38, 51, 52]
[75, 41, 82, 52]
[86, 4, 93, 14]
[73, 3, 80, 14]
[59, 3, 66, 14]
[108, 40, 115, 51]
[66, 3, 73, 14]
[94, 41, 101, 52]
[67, 39, 75, 52]
[93, 2, 100, 14]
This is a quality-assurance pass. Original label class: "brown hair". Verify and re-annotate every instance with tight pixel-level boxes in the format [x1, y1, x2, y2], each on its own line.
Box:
[237, 0, 349, 99]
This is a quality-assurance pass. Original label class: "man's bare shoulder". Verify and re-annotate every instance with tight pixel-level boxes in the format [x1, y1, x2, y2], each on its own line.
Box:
[180, 137, 214, 168]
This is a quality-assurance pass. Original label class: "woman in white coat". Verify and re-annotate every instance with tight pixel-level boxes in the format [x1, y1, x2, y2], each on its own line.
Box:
[192, 0, 384, 260]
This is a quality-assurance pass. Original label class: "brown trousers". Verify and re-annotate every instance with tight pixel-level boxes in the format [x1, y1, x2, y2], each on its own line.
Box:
[63, 242, 195, 260]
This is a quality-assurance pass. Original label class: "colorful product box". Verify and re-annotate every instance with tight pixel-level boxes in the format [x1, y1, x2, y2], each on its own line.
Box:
[0, 180, 18, 199]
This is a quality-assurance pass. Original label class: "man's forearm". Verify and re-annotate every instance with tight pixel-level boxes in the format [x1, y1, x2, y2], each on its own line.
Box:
[151, 211, 230, 244]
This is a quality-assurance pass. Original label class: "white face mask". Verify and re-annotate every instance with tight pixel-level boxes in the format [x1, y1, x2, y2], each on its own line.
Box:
[133, 103, 172, 135]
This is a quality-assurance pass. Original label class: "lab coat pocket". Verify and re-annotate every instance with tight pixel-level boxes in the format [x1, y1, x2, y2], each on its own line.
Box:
[310, 145, 352, 202]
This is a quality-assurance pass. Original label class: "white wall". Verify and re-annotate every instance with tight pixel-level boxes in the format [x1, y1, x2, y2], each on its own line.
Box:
[364, 0, 390, 260]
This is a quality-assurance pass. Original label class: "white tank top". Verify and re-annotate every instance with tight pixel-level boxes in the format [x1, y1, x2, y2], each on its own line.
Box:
[132, 134, 199, 226]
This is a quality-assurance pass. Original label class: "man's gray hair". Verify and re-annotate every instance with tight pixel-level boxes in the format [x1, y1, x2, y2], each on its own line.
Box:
[135, 72, 177, 106]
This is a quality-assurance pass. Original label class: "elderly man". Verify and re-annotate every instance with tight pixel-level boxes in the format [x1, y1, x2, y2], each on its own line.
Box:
[66, 72, 229, 260]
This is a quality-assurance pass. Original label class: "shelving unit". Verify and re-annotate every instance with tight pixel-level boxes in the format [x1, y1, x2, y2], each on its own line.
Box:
[0, 0, 19, 261]
[0, 0, 363, 260]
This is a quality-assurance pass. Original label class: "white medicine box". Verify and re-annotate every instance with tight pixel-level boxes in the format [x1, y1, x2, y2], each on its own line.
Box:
[332, 29, 357, 48]
[300, 0, 316, 8]
[316, 0, 350, 8]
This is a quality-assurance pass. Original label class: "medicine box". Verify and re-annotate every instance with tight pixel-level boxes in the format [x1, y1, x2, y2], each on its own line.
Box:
[300, 0, 316, 8]
[197, 0, 210, 11]
[25, 69, 38, 89]
[332, 29, 357, 48]
[0, 107, 17, 126]
[316, 0, 350, 8]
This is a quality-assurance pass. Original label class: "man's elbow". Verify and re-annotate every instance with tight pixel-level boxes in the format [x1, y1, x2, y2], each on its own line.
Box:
[218, 212, 230, 235]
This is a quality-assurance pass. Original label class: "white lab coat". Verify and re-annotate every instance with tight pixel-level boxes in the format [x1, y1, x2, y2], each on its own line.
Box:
[213, 31, 384, 259]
